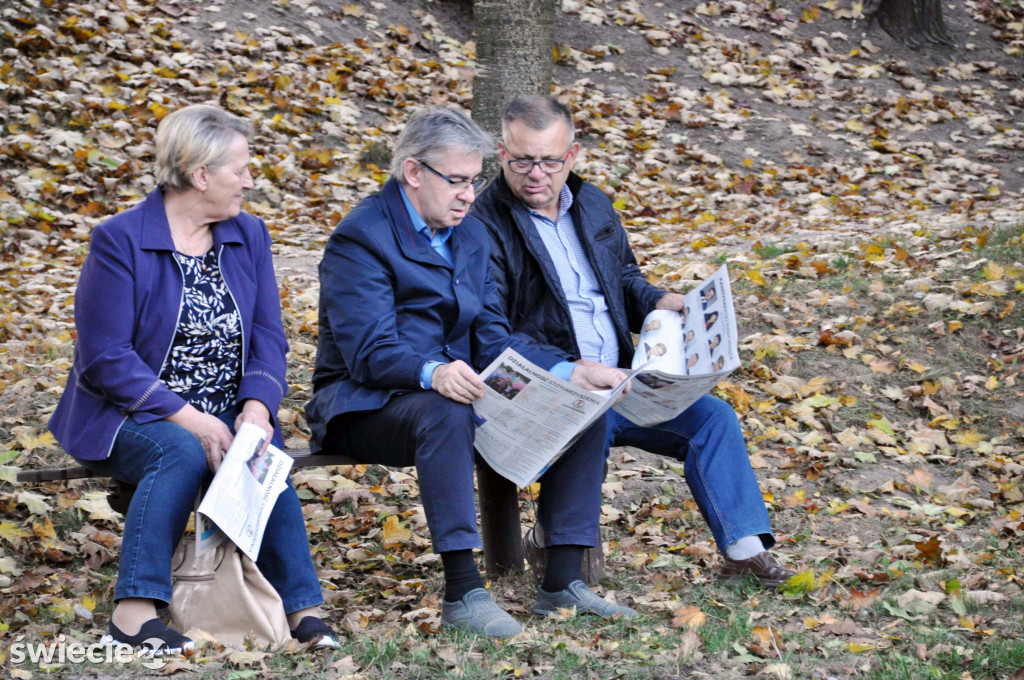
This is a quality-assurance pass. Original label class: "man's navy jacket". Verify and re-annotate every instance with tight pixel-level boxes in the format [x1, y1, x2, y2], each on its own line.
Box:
[472, 171, 666, 369]
[306, 178, 564, 452]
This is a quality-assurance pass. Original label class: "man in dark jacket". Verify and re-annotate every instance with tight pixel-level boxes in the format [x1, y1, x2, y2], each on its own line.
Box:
[473, 95, 795, 588]
[306, 108, 636, 638]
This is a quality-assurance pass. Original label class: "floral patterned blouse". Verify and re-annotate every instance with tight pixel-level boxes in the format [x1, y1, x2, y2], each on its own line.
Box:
[159, 249, 242, 416]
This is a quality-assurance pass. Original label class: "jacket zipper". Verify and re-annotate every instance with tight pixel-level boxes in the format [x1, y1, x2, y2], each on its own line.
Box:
[102, 251, 187, 459]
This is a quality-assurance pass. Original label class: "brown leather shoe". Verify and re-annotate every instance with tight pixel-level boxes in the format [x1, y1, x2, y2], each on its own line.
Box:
[718, 552, 795, 587]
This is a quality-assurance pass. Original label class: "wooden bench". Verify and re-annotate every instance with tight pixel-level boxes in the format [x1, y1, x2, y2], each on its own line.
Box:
[16, 449, 529, 577]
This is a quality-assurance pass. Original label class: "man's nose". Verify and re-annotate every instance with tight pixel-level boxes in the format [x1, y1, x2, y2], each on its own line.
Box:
[527, 163, 547, 179]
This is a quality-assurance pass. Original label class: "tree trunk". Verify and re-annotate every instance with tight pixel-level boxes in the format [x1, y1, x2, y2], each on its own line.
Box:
[866, 0, 952, 47]
[472, 0, 606, 583]
[472, 0, 555, 175]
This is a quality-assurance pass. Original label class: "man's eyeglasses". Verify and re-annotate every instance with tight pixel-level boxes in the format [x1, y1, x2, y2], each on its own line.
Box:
[418, 160, 487, 192]
[504, 148, 572, 175]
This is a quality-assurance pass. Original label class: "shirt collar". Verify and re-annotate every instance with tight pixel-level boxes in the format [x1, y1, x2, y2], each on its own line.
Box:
[399, 183, 453, 244]
[527, 184, 574, 224]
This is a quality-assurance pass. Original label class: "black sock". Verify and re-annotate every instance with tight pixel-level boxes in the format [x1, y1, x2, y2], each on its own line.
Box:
[542, 545, 584, 593]
[441, 549, 484, 603]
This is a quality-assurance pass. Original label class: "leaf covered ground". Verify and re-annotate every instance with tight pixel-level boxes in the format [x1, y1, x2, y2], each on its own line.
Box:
[1, 0, 1023, 678]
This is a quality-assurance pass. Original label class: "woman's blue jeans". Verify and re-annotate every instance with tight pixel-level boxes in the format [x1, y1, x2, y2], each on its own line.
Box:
[607, 394, 775, 552]
[77, 412, 323, 614]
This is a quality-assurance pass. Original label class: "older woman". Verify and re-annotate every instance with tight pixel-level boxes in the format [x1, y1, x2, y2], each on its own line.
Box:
[48, 105, 338, 653]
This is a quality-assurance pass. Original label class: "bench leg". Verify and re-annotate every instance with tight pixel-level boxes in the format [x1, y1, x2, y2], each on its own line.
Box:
[476, 463, 524, 576]
[106, 480, 137, 517]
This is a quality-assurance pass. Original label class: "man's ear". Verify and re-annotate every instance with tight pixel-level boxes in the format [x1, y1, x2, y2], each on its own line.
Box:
[402, 157, 422, 189]
[568, 141, 581, 163]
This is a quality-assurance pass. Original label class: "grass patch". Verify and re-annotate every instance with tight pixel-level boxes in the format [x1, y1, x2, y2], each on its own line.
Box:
[753, 241, 791, 260]
[975, 223, 1024, 263]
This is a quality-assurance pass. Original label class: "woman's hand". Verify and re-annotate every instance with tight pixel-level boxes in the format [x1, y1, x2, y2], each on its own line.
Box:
[167, 404, 234, 472]
[235, 400, 274, 456]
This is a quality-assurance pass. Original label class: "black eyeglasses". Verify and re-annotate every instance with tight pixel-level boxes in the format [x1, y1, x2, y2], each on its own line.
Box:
[418, 160, 487, 192]
[504, 148, 572, 175]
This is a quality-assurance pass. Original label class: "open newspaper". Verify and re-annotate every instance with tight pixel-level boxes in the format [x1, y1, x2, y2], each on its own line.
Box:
[472, 349, 630, 487]
[613, 264, 740, 426]
[195, 423, 294, 561]
[473, 266, 740, 487]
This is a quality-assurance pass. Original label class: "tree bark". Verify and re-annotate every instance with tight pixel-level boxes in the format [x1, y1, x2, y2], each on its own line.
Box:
[472, 0, 555, 175]
[866, 0, 952, 47]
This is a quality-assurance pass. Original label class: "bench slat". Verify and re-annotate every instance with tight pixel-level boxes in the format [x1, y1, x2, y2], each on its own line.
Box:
[16, 449, 362, 484]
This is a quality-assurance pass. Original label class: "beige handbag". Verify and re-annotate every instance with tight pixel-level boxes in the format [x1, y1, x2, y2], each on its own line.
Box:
[169, 536, 292, 648]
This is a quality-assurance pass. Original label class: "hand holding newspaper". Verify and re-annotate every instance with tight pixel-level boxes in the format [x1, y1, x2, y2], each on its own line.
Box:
[471, 350, 630, 488]
[195, 423, 294, 561]
[473, 266, 741, 487]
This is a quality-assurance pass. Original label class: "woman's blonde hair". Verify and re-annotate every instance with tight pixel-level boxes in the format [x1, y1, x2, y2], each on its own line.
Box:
[155, 105, 252, 193]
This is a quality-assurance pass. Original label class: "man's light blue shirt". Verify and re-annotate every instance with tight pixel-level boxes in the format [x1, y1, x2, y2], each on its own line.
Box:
[529, 185, 619, 369]
[399, 185, 576, 389]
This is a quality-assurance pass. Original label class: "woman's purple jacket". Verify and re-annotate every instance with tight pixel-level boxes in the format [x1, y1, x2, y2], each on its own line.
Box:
[48, 188, 288, 461]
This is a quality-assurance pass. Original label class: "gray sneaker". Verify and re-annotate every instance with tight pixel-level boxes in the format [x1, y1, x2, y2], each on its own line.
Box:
[533, 579, 638, 619]
[441, 588, 523, 638]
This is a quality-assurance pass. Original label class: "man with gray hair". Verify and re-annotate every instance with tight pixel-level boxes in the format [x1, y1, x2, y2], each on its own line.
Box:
[473, 95, 796, 589]
[306, 108, 637, 637]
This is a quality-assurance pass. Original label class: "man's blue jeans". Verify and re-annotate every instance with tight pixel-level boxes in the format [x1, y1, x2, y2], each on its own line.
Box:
[607, 395, 774, 552]
[77, 412, 324, 614]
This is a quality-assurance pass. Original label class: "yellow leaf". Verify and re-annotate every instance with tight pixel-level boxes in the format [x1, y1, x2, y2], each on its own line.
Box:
[905, 361, 927, 374]
[14, 430, 55, 454]
[985, 376, 999, 390]
[752, 625, 781, 646]
[0, 521, 31, 547]
[32, 516, 56, 540]
[73, 492, 122, 521]
[381, 515, 412, 546]
[847, 642, 877, 653]
[671, 605, 707, 630]
[781, 570, 816, 595]
[81, 595, 97, 612]
[952, 430, 985, 448]
[742, 158, 754, 168]
[612, 199, 627, 210]
[747, 268, 766, 286]
[982, 261, 1005, 281]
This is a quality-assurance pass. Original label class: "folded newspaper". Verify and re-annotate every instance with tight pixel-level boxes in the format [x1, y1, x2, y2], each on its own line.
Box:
[194, 423, 294, 561]
[473, 265, 739, 487]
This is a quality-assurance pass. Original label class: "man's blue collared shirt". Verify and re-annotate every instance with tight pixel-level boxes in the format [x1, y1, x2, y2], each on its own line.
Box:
[400, 185, 453, 264]
[529, 185, 619, 368]
[400, 186, 578, 389]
